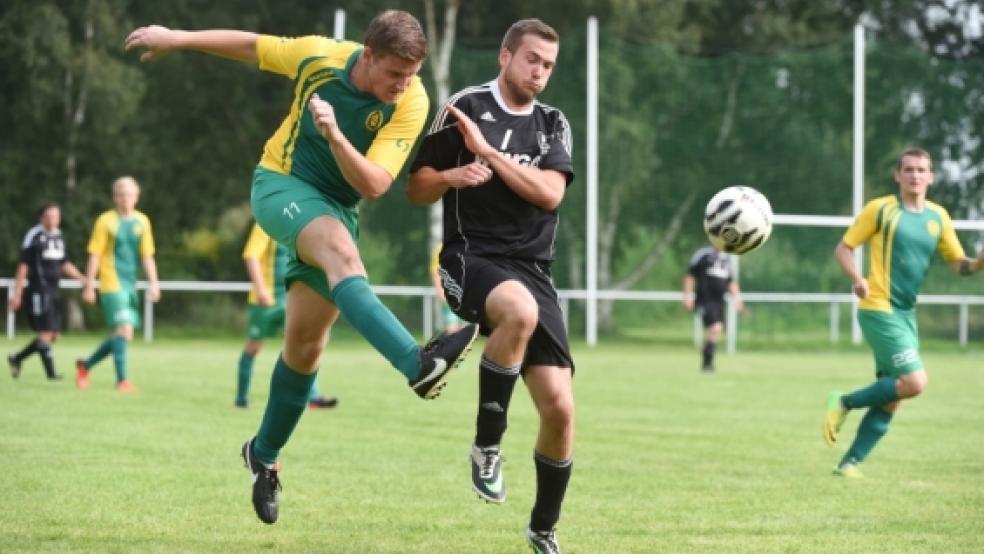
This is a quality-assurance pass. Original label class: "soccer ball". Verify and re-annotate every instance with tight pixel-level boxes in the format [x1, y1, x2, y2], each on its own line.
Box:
[703, 186, 773, 254]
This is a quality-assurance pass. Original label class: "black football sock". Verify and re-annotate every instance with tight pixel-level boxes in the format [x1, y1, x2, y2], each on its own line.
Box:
[36, 340, 57, 378]
[530, 451, 573, 532]
[13, 338, 39, 364]
[474, 356, 521, 447]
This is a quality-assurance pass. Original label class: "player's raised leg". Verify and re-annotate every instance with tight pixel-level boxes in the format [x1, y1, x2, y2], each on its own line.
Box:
[294, 215, 477, 399]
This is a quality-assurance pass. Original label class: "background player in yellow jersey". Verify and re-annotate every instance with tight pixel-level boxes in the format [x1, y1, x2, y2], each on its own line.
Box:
[823, 147, 984, 478]
[125, 10, 478, 525]
[236, 223, 337, 410]
[76, 176, 160, 392]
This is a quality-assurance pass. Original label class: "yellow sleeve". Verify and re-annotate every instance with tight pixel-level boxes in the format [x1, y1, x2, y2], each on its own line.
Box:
[256, 34, 340, 78]
[842, 200, 882, 248]
[242, 223, 271, 259]
[366, 79, 429, 178]
[934, 207, 966, 262]
[87, 212, 111, 256]
[429, 244, 441, 275]
[138, 213, 156, 257]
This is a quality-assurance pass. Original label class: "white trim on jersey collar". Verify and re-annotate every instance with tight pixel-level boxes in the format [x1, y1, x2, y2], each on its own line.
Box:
[489, 79, 535, 116]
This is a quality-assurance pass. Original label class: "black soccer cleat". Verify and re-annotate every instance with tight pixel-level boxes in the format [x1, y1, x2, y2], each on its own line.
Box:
[471, 444, 506, 504]
[241, 438, 281, 524]
[308, 396, 339, 409]
[411, 323, 479, 399]
[7, 354, 21, 379]
[526, 527, 562, 554]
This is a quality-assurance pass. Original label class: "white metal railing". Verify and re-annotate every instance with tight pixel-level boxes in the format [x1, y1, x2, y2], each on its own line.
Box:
[3, 278, 982, 350]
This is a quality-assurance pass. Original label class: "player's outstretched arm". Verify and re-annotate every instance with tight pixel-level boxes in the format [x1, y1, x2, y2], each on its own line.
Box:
[125, 26, 258, 63]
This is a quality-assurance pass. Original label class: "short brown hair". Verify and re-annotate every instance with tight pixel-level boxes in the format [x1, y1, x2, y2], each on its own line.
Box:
[896, 147, 933, 171]
[363, 10, 427, 63]
[501, 18, 559, 53]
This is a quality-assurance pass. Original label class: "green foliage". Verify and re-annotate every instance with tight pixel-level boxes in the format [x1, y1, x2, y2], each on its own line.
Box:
[1, 1, 982, 338]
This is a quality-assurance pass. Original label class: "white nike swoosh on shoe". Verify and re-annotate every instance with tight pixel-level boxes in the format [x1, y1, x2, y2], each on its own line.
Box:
[418, 359, 448, 385]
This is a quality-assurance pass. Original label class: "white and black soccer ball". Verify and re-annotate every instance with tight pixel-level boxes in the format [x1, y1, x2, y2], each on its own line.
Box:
[703, 186, 773, 254]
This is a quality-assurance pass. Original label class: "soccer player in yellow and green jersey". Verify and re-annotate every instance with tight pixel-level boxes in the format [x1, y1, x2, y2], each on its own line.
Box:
[77, 176, 160, 392]
[125, 10, 479, 525]
[236, 223, 336, 410]
[822, 147, 984, 478]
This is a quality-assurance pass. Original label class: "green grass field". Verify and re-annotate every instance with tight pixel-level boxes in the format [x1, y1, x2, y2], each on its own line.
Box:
[2, 336, 983, 553]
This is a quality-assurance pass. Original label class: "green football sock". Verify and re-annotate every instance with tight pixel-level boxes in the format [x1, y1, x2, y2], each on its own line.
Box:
[307, 374, 321, 402]
[841, 407, 893, 465]
[331, 275, 420, 379]
[254, 356, 316, 465]
[841, 376, 899, 410]
[236, 351, 255, 403]
[111, 335, 128, 383]
[85, 337, 114, 369]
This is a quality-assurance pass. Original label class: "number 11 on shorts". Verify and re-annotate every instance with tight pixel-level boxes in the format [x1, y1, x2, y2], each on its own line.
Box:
[283, 202, 301, 219]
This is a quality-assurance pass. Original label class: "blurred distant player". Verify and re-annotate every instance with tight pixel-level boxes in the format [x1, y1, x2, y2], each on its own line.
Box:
[823, 147, 984, 478]
[682, 245, 744, 372]
[408, 19, 575, 553]
[429, 243, 464, 334]
[237, 223, 337, 410]
[7, 202, 85, 381]
[76, 176, 160, 392]
[125, 10, 479, 525]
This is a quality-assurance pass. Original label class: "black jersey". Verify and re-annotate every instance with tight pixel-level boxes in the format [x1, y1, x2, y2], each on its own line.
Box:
[687, 247, 734, 305]
[412, 80, 574, 262]
[19, 225, 67, 291]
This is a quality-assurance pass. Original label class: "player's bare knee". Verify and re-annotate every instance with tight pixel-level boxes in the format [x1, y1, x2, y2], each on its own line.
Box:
[502, 301, 538, 339]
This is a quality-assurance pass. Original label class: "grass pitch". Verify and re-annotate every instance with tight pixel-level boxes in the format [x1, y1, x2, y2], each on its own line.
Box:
[2, 336, 983, 553]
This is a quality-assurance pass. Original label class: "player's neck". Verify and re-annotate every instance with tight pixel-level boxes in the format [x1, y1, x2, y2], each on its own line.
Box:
[116, 207, 135, 217]
[899, 191, 926, 212]
[350, 53, 371, 96]
[495, 76, 534, 112]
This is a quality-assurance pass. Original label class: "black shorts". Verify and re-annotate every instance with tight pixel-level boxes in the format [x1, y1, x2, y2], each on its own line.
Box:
[25, 289, 62, 332]
[438, 250, 574, 372]
[697, 301, 725, 328]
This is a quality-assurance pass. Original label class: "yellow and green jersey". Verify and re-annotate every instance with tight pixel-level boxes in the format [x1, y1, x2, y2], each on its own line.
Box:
[242, 223, 287, 306]
[255, 35, 429, 208]
[87, 210, 155, 293]
[843, 194, 965, 312]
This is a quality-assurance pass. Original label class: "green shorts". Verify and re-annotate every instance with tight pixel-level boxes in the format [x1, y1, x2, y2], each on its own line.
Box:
[100, 289, 141, 329]
[246, 303, 285, 341]
[858, 308, 922, 377]
[251, 166, 360, 300]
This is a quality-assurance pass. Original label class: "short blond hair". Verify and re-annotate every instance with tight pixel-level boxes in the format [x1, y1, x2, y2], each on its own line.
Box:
[113, 175, 140, 193]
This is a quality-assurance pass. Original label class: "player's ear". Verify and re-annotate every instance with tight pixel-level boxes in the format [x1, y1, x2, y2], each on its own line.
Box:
[498, 47, 511, 69]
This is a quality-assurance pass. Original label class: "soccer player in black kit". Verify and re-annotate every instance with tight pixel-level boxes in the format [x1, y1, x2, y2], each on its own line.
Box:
[7, 203, 85, 380]
[407, 19, 574, 554]
[682, 245, 744, 372]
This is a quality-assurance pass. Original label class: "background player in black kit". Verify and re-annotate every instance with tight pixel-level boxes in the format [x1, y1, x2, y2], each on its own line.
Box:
[7, 202, 85, 380]
[407, 19, 574, 554]
[682, 245, 744, 372]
